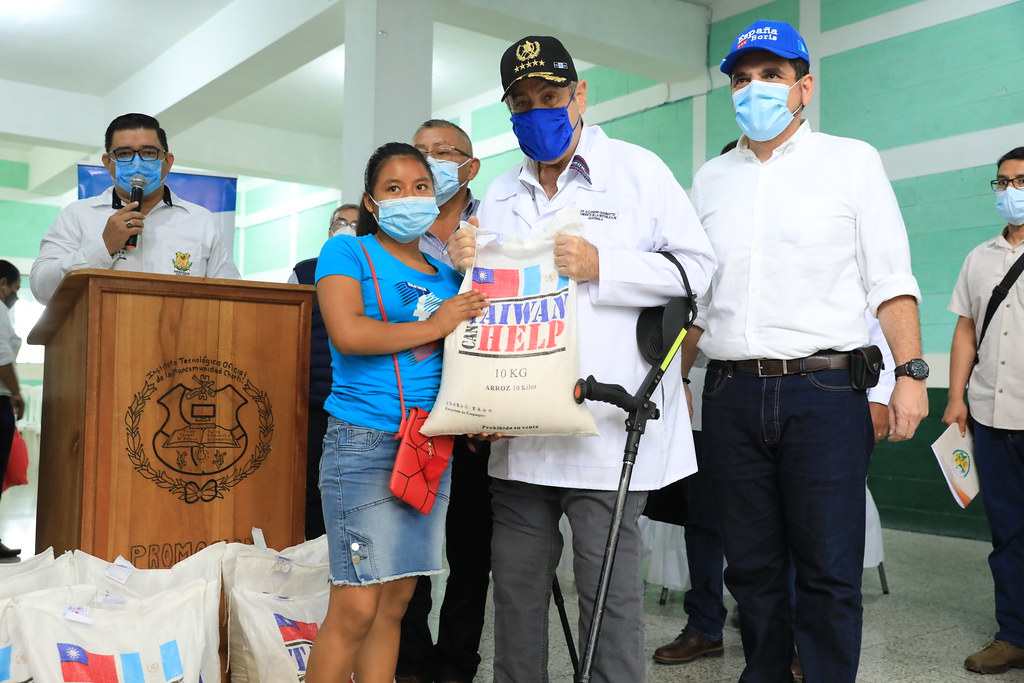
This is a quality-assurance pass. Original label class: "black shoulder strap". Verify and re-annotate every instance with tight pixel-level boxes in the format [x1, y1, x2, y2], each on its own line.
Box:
[976, 249, 1024, 362]
[659, 251, 697, 326]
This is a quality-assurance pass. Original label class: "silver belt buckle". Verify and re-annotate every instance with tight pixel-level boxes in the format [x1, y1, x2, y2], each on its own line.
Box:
[756, 359, 787, 377]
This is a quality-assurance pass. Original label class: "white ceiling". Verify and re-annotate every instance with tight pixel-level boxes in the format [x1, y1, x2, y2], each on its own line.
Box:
[0, 0, 719, 199]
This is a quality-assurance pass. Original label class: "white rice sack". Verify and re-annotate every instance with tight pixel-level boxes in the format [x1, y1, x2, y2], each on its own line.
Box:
[225, 537, 329, 683]
[231, 587, 329, 683]
[423, 205, 599, 436]
[12, 580, 208, 683]
[72, 543, 225, 683]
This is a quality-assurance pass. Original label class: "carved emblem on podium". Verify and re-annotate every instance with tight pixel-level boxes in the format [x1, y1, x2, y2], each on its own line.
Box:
[125, 357, 273, 503]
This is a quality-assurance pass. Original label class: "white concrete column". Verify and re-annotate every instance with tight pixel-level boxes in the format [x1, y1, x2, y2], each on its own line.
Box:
[342, 0, 433, 203]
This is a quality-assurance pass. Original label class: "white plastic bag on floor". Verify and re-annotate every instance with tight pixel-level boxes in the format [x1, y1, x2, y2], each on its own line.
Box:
[231, 587, 329, 683]
[223, 532, 329, 683]
[72, 543, 225, 683]
[0, 553, 77, 683]
[423, 206, 598, 436]
[11, 580, 208, 683]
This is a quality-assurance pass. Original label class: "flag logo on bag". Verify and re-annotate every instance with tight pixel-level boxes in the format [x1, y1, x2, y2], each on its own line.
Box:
[58, 641, 185, 683]
[472, 266, 568, 299]
[0, 645, 11, 682]
[275, 614, 320, 676]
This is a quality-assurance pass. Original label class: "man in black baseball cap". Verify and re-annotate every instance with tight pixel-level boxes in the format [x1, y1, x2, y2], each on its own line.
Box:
[447, 34, 717, 683]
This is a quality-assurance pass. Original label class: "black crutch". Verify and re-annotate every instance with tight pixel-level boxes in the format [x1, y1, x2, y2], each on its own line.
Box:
[571, 288, 696, 683]
[552, 576, 580, 676]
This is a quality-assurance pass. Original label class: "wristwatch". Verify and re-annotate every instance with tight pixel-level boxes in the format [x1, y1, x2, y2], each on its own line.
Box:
[894, 358, 929, 380]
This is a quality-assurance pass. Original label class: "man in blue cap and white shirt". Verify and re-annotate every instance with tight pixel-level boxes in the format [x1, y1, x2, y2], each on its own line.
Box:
[677, 20, 928, 682]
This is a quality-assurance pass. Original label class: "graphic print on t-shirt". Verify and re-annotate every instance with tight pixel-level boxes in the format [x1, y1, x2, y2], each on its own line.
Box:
[395, 281, 444, 366]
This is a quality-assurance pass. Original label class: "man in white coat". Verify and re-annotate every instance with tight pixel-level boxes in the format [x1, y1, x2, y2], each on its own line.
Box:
[449, 35, 716, 683]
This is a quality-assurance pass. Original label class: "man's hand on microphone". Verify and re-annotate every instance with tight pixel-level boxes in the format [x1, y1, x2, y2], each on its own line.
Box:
[103, 202, 145, 255]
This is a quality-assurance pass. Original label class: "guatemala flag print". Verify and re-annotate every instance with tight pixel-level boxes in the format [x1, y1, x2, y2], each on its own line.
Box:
[57, 641, 185, 683]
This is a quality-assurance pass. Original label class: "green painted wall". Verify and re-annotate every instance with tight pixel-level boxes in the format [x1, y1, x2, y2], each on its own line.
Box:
[242, 181, 325, 216]
[580, 65, 660, 103]
[602, 99, 695, 188]
[821, 0, 927, 31]
[472, 148, 522, 199]
[869, 389, 990, 541]
[819, 3, 1024, 152]
[893, 165, 1000, 354]
[706, 85, 739, 162]
[0, 160, 28, 190]
[294, 202, 338, 262]
[0, 201, 60, 260]
[242, 216, 290, 273]
[472, 101, 511, 142]
[707, 0, 799, 69]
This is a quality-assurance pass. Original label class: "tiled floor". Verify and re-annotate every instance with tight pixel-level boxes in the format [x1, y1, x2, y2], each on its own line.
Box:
[3, 442, 1022, 682]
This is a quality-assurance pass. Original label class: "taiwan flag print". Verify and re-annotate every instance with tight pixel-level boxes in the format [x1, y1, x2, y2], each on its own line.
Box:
[472, 266, 568, 299]
[57, 641, 186, 683]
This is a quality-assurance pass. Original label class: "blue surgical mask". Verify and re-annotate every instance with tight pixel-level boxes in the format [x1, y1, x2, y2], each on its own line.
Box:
[996, 186, 1024, 226]
[428, 156, 471, 206]
[370, 195, 439, 243]
[114, 156, 164, 195]
[510, 90, 581, 162]
[732, 78, 804, 142]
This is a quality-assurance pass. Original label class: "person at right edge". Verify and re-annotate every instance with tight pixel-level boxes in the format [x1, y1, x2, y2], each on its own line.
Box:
[679, 20, 928, 682]
[448, 35, 717, 683]
[944, 146, 1024, 676]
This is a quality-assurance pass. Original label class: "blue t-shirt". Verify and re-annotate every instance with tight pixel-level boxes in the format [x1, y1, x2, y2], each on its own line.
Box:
[315, 234, 462, 432]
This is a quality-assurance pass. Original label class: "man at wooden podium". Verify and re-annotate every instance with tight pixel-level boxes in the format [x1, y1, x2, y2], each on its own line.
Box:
[30, 113, 239, 305]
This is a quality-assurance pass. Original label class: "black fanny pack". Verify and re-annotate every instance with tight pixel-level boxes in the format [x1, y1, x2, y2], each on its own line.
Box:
[850, 345, 883, 390]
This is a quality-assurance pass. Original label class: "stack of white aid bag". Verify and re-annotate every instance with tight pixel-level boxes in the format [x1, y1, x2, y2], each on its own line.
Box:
[11, 580, 209, 683]
[223, 531, 330, 683]
[0, 549, 76, 683]
[422, 205, 599, 437]
[70, 543, 226, 683]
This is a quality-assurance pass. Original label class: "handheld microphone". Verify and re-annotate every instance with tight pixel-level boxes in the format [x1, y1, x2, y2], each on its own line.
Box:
[125, 174, 147, 249]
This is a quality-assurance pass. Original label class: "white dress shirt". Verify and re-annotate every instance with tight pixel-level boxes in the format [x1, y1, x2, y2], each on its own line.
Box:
[949, 230, 1024, 430]
[31, 187, 240, 304]
[477, 125, 718, 491]
[691, 122, 920, 361]
[0, 305, 21, 397]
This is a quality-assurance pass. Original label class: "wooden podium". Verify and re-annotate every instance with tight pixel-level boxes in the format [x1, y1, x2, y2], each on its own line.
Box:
[28, 270, 314, 566]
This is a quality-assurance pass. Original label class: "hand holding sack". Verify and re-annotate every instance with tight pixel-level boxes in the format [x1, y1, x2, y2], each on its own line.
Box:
[422, 205, 599, 437]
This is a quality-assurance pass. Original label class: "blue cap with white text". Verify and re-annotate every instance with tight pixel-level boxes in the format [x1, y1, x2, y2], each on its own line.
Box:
[720, 20, 809, 75]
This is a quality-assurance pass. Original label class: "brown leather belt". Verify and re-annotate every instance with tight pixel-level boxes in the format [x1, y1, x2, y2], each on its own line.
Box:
[711, 353, 851, 378]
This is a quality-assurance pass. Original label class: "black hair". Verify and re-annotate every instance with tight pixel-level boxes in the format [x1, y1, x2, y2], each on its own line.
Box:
[415, 119, 473, 155]
[0, 260, 20, 288]
[104, 113, 169, 152]
[790, 58, 810, 80]
[720, 140, 739, 155]
[997, 147, 1024, 170]
[356, 142, 432, 237]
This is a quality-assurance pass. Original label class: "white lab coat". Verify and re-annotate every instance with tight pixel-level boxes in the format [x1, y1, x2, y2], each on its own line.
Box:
[476, 125, 717, 490]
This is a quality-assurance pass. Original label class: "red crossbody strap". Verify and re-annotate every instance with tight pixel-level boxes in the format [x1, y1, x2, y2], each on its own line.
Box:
[357, 240, 406, 417]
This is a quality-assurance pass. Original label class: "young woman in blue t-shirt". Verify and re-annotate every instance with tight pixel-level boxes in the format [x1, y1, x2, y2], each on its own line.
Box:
[305, 142, 487, 683]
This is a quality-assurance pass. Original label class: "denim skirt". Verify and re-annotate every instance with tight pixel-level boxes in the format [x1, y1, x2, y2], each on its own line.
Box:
[319, 416, 451, 585]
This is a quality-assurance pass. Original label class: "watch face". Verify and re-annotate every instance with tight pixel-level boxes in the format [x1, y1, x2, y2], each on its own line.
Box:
[905, 358, 929, 380]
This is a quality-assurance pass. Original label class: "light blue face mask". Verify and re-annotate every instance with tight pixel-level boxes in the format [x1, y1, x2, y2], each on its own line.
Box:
[996, 186, 1024, 226]
[114, 156, 164, 194]
[370, 195, 439, 243]
[732, 78, 804, 142]
[427, 156, 471, 206]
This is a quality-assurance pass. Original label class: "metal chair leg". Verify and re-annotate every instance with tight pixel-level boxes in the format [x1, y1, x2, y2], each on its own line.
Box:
[659, 587, 669, 605]
[877, 561, 890, 595]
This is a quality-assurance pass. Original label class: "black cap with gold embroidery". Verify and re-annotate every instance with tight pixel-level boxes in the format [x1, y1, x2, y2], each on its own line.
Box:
[500, 36, 578, 101]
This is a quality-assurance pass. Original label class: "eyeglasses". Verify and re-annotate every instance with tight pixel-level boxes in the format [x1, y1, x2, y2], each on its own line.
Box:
[991, 177, 1024, 192]
[109, 147, 167, 162]
[331, 217, 358, 228]
[417, 144, 471, 161]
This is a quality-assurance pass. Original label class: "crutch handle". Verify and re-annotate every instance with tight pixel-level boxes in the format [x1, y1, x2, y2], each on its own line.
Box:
[574, 376, 637, 413]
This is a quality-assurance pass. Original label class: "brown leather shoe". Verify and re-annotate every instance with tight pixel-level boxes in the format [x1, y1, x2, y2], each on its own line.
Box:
[965, 638, 1024, 674]
[653, 630, 724, 664]
[791, 648, 804, 681]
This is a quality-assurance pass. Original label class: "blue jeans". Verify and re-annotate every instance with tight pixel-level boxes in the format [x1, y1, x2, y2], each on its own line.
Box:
[702, 365, 871, 683]
[683, 430, 727, 641]
[971, 419, 1024, 648]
